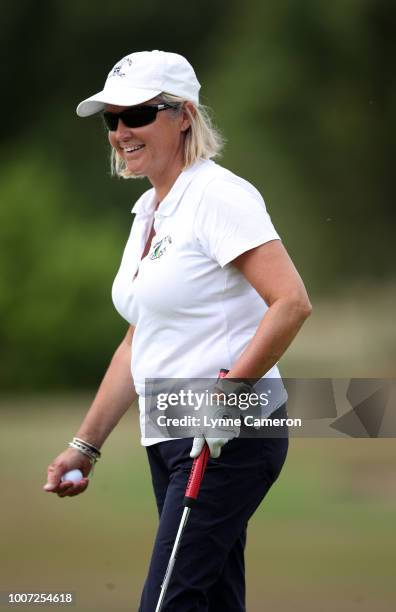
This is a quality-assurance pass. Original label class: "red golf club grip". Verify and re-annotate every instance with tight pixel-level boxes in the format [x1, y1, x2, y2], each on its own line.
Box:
[183, 369, 229, 508]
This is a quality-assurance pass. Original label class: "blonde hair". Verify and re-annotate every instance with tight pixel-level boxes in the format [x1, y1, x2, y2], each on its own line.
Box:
[110, 93, 225, 179]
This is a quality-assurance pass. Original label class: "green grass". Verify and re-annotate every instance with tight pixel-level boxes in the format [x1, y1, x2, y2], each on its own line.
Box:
[1, 395, 396, 611]
[280, 282, 396, 377]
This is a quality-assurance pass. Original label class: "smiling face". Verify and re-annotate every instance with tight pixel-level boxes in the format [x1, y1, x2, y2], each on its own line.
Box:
[106, 98, 193, 188]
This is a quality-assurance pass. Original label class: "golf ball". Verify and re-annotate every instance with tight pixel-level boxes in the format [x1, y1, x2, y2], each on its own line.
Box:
[61, 469, 84, 484]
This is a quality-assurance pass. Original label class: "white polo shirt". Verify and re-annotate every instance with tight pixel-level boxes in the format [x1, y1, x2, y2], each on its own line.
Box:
[112, 159, 288, 445]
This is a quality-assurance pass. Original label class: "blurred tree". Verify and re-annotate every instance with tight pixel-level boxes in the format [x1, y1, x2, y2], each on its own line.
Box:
[204, 0, 396, 293]
[0, 154, 126, 388]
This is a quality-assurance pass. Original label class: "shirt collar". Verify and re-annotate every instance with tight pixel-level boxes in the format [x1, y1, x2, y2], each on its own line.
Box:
[131, 159, 214, 217]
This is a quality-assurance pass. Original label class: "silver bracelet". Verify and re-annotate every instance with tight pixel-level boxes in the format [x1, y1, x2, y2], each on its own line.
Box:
[73, 437, 101, 457]
[68, 437, 101, 467]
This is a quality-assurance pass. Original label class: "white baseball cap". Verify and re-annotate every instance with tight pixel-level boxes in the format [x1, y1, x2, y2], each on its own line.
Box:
[76, 50, 201, 117]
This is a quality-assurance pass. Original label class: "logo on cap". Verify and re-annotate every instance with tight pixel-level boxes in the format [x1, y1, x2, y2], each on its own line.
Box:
[110, 57, 133, 78]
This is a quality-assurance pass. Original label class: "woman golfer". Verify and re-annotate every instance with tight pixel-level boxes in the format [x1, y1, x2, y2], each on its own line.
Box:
[44, 50, 312, 611]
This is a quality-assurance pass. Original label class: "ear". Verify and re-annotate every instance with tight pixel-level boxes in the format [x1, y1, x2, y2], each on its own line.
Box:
[180, 101, 196, 132]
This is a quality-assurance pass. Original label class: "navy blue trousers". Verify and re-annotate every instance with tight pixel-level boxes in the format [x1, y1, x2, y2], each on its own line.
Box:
[138, 404, 288, 612]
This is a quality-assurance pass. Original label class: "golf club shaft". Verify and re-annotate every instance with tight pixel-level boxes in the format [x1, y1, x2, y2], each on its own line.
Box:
[154, 507, 191, 612]
[154, 368, 229, 611]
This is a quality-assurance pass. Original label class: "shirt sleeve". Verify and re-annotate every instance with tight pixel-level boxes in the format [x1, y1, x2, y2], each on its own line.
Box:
[194, 178, 281, 267]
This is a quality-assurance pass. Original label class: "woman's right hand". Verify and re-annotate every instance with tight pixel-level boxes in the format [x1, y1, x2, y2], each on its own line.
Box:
[43, 448, 92, 497]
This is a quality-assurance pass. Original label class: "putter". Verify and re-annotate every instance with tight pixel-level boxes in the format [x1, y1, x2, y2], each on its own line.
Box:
[154, 369, 229, 612]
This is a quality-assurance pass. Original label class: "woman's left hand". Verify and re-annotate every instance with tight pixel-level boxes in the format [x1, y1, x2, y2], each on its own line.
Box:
[189, 387, 240, 459]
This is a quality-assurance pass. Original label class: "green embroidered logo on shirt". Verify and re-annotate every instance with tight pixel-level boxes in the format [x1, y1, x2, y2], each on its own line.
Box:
[150, 236, 173, 260]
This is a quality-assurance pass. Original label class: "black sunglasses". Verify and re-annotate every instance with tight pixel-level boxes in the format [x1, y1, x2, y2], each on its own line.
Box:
[102, 103, 177, 131]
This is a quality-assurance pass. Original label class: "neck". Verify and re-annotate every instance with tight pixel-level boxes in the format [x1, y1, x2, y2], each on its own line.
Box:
[149, 156, 185, 203]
